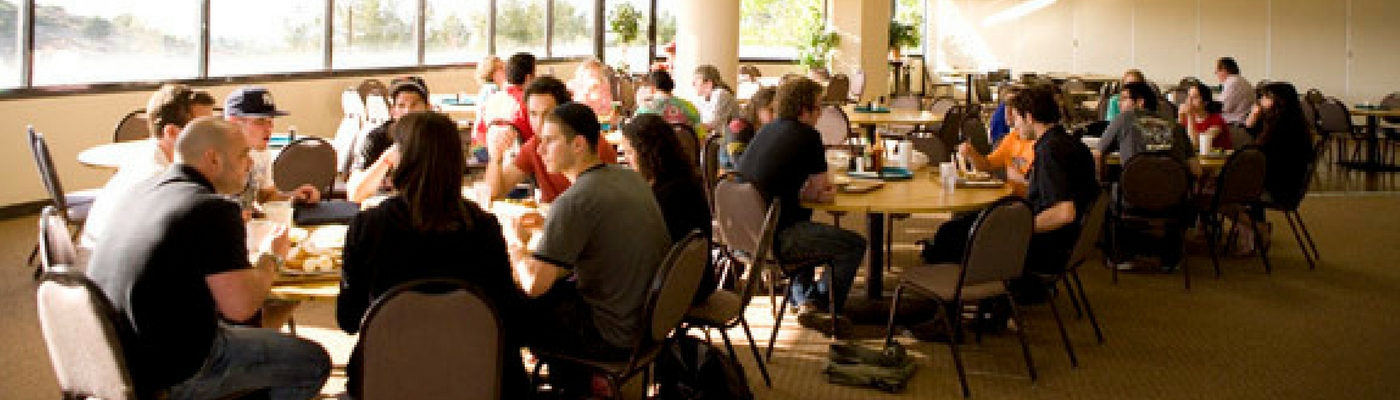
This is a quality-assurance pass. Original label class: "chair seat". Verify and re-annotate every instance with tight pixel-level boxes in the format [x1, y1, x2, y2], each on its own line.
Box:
[901, 264, 1007, 302]
[686, 290, 742, 326]
[65, 189, 99, 223]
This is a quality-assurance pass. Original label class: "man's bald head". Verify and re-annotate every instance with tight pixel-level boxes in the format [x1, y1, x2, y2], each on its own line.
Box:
[176, 116, 251, 194]
[176, 117, 239, 162]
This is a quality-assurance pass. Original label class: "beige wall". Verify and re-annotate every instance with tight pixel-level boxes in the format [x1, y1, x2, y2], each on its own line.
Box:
[932, 0, 1400, 103]
[0, 61, 580, 208]
[831, 0, 893, 102]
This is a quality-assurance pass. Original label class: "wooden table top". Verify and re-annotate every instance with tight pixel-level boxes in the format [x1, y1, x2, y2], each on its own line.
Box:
[843, 105, 945, 126]
[1349, 108, 1400, 117]
[1106, 152, 1229, 169]
[806, 169, 1010, 214]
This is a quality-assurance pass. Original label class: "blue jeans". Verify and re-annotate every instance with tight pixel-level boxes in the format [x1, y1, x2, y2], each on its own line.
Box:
[777, 221, 867, 312]
[166, 326, 331, 400]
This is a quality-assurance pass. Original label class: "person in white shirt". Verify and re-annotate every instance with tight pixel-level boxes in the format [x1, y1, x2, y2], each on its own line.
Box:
[1216, 57, 1255, 125]
[223, 86, 321, 209]
[82, 84, 213, 249]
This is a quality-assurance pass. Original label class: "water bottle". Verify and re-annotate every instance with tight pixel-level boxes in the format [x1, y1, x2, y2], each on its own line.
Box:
[287, 125, 297, 141]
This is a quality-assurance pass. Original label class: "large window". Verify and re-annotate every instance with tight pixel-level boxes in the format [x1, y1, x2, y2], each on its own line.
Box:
[0, 1, 18, 88]
[894, 0, 924, 55]
[739, 0, 820, 59]
[210, 0, 325, 76]
[333, 0, 416, 69]
[495, 0, 546, 57]
[603, 0, 648, 74]
[550, 0, 593, 58]
[425, 0, 489, 65]
[32, 0, 200, 85]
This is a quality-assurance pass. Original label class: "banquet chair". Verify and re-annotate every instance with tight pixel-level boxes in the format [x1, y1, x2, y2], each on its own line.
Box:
[112, 109, 149, 142]
[356, 279, 505, 400]
[700, 133, 723, 210]
[823, 74, 851, 106]
[1315, 97, 1363, 163]
[1197, 146, 1271, 276]
[671, 122, 701, 169]
[816, 105, 853, 148]
[27, 127, 97, 277]
[1261, 137, 1327, 269]
[849, 70, 866, 103]
[1042, 191, 1109, 346]
[333, 88, 366, 176]
[531, 231, 710, 399]
[36, 266, 137, 400]
[883, 197, 1037, 398]
[273, 137, 339, 198]
[1111, 153, 1194, 288]
[685, 186, 781, 387]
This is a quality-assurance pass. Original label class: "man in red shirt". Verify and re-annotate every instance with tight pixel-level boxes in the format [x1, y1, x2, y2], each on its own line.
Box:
[473, 53, 538, 149]
[484, 76, 618, 203]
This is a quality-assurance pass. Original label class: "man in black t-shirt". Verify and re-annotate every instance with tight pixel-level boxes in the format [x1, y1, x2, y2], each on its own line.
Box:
[737, 77, 867, 333]
[88, 117, 330, 399]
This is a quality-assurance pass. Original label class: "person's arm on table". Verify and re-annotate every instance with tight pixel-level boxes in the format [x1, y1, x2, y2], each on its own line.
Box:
[484, 125, 527, 201]
[346, 144, 399, 203]
[208, 224, 290, 323]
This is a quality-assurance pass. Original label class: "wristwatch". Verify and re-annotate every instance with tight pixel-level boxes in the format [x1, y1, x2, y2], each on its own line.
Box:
[259, 251, 286, 271]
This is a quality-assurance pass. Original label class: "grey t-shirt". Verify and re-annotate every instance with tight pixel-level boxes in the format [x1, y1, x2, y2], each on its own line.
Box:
[1099, 109, 1196, 164]
[533, 164, 672, 349]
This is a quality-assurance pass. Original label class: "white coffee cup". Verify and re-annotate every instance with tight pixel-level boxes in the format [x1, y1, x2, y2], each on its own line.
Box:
[245, 220, 276, 253]
[262, 201, 294, 228]
[1199, 133, 1215, 155]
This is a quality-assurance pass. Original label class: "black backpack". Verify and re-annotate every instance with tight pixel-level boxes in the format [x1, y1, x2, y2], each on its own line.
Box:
[654, 336, 755, 400]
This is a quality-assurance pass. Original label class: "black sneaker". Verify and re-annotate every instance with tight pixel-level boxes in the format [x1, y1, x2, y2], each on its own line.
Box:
[798, 311, 854, 337]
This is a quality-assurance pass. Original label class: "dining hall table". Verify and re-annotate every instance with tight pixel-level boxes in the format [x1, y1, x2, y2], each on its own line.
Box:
[805, 168, 1010, 299]
[1343, 107, 1400, 171]
[842, 104, 945, 143]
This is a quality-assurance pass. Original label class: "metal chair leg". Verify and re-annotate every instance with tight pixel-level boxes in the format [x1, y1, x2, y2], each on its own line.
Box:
[1047, 290, 1079, 367]
[766, 285, 794, 361]
[883, 284, 905, 347]
[1005, 296, 1038, 383]
[739, 318, 773, 387]
[1071, 271, 1106, 343]
[1283, 211, 1315, 269]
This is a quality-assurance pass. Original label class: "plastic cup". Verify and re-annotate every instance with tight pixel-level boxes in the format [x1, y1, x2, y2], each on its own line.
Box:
[263, 201, 294, 228]
[1199, 133, 1215, 155]
[939, 162, 957, 192]
[245, 220, 275, 253]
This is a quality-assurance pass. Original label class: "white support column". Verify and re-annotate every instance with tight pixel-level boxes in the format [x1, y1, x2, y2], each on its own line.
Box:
[831, 0, 892, 102]
[674, 0, 741, 99]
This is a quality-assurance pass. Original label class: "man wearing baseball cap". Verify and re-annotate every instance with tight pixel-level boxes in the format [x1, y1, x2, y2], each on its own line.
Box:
[224, 86, 321, 208]
[344, 76, 432, 202]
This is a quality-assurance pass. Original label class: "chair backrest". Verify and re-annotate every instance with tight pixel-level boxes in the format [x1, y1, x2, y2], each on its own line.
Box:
[713, 176, 781, 311]
[37, 271, 137, 400]
[958, 198, 1035, 288]
[849, 70, 866, 101]
[930, 104, 968, 159]
[823, 74, 851, 105]
[928, 96, 957, 116]
[961, 115, 992, 155]
[39, 205, 79, 277]
[1214, 146, 1268, 206]
[671, 123, 701, 168]
[364, 94, 392, 126]
[638, 232, 710, 362]
[273, 137, 339, 195]
[1299, 94, 1321, 132]
[28, 127, 72, 215]
[332, 117, 363, 177]
[112, 110, 149, 142]
[700, 133, 723, 209]
[889, 95, 922, 111]
[359, 279, 503, 400]
[357, 79, 389, 105]
[1315, 97, 1355, 136]
[342, 88, 366, 119]
[1066, 191, 1109, 271]
[1379, 93, 1400, 125]
[1120, 152, 1192, 212]
[816, 105, 852, 147]
[1227, 124, 1252, 150]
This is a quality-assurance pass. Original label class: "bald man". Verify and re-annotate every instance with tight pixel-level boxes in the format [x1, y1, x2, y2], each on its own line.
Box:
[87, 117, 330, 399]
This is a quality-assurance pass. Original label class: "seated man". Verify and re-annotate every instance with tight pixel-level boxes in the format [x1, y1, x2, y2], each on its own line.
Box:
[737, 77, 867, 333]
[224, 86, 322, 209]
[508, 103, 672, 396]
[345, 76, 432, 202]
[83, 83, 213, 250]
[483, 76, 617, 203]
[87, 117, 330, 399]
[960, 85, 1035, 197]
[1096, 81, 1200, 174]
[635, 69, 708, 140]
[927, 84, 1099, 302]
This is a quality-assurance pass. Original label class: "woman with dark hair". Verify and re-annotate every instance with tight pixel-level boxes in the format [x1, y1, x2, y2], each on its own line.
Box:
[1234, 82, 1315, 252]
[1179, 82, 1232, 151]
[619, 113, 715, 303]
[337, 112, 528, 397]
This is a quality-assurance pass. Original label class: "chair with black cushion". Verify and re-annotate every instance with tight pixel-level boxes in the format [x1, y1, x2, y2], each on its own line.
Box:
[355, 279, 505, 399]
[112, 109, 149, 142]
[670, 123, 701, 170]
[883, 198, 1038, 398]
[273, 137, 339, 198]
[1111, 153, 1195, 288]
[1197, 146, 1271, 276]
[700, 133, 723, 210]
[685, 183, 780, 387]
[1043, 191, 1109, 345]
[1315, 97, 1363, 163]
[532, 231, 710, 399]
[823, 74, 851, 106]
[960, 114, 992, 156]
[1261, 137, 1326, 270]
[28, 127, 98, 275]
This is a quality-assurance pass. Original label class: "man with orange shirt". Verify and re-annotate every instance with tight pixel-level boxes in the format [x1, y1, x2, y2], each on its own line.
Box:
[484, 76, 619, 203]
[960, 86, 1035, 196]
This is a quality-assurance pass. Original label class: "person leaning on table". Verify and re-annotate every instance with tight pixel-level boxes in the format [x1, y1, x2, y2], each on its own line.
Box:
[87, 117, 330, 400]
[960, 84, 1036, 197]
[508, 103, 672, 397]
[336, 112, 529, 398]
[344, 76, 433, 203]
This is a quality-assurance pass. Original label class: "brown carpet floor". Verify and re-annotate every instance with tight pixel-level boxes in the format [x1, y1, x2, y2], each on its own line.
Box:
[4, 193, 1399, 399]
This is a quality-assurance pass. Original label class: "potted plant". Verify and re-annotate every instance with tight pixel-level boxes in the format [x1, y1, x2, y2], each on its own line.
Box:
[798, 29, 841, 72]
[889, 21, 920, 60]
[608, 3, 643, 73]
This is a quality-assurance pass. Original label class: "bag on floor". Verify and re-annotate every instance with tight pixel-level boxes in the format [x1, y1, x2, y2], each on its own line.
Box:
[824, 341, 917, 393]
[654, 336, 755, 400]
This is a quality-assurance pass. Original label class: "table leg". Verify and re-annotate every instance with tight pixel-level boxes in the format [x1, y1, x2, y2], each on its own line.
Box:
[866, 212, 886, 299]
